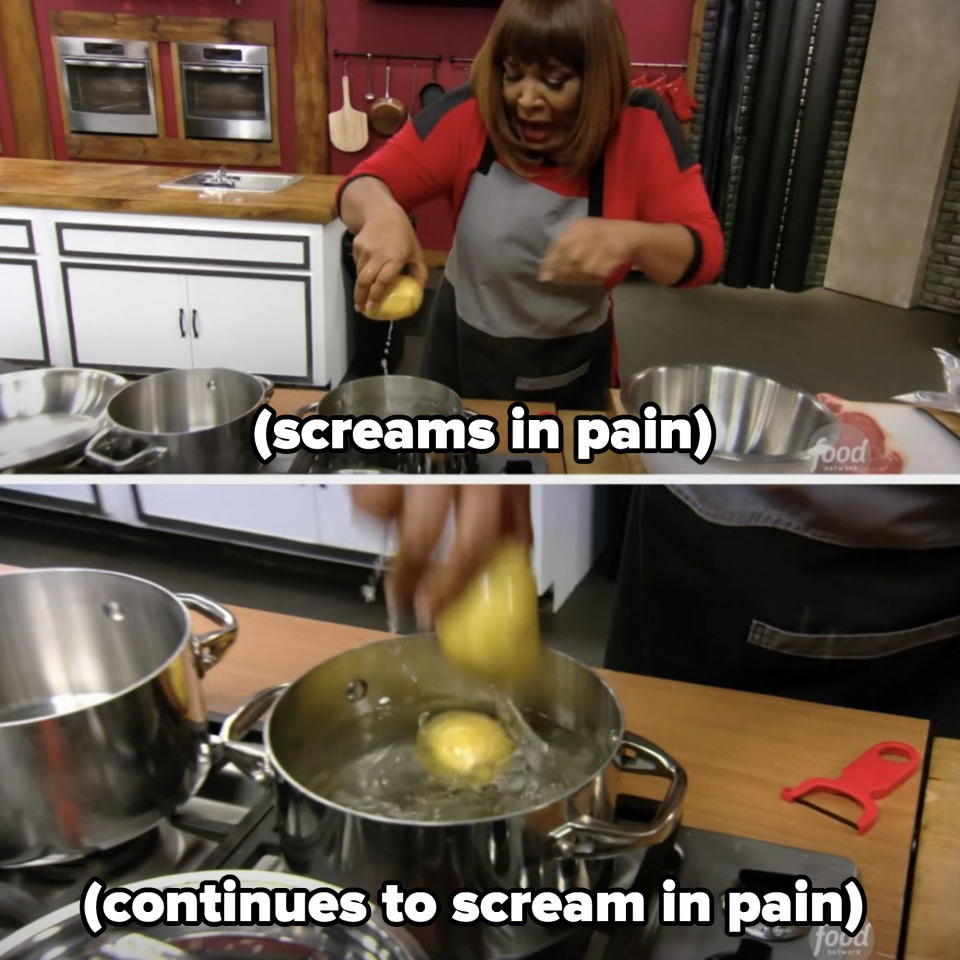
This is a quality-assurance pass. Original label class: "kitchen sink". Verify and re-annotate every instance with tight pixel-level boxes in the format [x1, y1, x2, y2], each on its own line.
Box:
[158, 168, 303, 193]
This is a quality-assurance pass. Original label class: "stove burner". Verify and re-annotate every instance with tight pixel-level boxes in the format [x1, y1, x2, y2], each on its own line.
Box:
[26, 827, 165, 886]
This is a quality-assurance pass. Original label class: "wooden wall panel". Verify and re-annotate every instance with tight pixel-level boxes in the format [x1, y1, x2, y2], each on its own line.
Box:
[0, 0, 53, 158]
[49, 13, 274, 46]
[290, 0, 329, 174]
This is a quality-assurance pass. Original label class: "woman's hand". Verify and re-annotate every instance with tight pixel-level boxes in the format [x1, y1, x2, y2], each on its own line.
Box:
[539, 218, 639, 286]
[352, 208, 428, 315]
[352, 485, 532, 626]
[540, 218, 695, 286]
[340, 177, 428, 315]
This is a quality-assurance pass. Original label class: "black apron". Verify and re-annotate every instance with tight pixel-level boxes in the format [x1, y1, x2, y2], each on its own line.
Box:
[421, 143, 613, 410]
[605, 487, 960, 737]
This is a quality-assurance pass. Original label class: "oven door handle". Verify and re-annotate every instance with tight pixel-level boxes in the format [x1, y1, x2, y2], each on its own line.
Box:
[182, 65, 264, 75]
[62, 57, 148, 69]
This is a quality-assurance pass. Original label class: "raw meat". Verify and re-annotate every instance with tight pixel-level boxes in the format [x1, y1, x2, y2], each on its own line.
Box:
[816, 394, 905, 474]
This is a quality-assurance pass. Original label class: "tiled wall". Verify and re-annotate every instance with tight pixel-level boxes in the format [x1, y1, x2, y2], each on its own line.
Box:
[919, 128, 960, 315]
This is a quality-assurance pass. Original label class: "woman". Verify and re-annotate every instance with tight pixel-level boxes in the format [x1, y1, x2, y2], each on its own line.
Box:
[338, 0, 724, 409]
[354, 484, 960, 737]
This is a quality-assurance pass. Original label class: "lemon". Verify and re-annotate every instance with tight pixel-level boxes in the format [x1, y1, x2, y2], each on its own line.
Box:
[435, 540, 541, 685]
[418, 710, 515, 782]
[364, 275, 424, 321]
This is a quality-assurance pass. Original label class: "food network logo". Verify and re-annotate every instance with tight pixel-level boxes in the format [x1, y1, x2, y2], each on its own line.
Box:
[809, 921, 875, 958]
[810, 421, 876, 474]
[809, 434, 870, 472]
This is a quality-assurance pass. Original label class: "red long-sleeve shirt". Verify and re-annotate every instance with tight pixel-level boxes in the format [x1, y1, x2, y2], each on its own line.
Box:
[338, 85, 724, 289]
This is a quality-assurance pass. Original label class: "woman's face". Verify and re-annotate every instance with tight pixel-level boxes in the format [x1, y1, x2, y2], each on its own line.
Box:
[501, 57, 582, 154]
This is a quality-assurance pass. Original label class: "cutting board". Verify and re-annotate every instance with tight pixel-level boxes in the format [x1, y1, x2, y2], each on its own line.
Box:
[831, 402, 960, 474]
[328, 75, 369, 153]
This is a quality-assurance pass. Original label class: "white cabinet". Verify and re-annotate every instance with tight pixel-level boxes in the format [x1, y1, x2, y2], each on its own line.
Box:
[0, 261, 47, 362]
[185, 273, 309, 377]
[0, 483, 98, 506]
[135, 485, 321, 544]
[1, 216, 47, 364]
[65, 267, 192, 370]
[64, 265, 309, 378]
[1, 206, 349, 385]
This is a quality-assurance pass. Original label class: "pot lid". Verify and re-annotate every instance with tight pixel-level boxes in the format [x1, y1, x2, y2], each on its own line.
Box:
[0, 870, 426, 960]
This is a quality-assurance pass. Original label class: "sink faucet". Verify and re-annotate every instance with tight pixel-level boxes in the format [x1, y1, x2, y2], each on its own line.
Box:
[203, 165, 237, 188]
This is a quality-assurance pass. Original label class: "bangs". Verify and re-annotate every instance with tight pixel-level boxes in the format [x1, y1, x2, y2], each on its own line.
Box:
[494, 3, 585, 71]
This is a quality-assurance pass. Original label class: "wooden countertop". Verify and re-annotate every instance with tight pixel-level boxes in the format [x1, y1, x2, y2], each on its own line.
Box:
[0, 562, 939, 954]
[904, 737, 960, 960]
[0, 158, 341, 224]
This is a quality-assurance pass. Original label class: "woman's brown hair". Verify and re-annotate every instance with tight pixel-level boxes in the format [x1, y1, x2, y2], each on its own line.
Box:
[471, 0, 630, 176]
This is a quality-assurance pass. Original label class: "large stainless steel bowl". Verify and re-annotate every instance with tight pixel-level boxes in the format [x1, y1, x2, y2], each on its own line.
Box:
[0, 367, 127, 472]
[0, 870, 426, 960]
[621, 364, 838, 474]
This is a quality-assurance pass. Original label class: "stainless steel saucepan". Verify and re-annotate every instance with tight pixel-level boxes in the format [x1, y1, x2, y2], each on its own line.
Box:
[220, 634, 686, 960]
[0, 367, 127, 472]
[0, 568, 237, 867]
[290, 374, 471, 473]
[84, 367, 273, 473]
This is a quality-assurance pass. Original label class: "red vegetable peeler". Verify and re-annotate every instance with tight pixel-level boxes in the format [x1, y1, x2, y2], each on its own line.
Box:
[781, 741, 920, 835]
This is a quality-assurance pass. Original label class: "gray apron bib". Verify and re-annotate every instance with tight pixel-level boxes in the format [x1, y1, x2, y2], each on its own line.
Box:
[421, 143, 614, 408]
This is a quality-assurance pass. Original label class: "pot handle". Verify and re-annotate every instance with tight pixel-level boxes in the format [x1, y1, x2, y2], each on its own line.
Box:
[177, 593, 238, 676]
[548, 731, 686, 860]
[84, 428, 168, 472]
[254, 375, 275, 400]
[218, 683, 287, 783]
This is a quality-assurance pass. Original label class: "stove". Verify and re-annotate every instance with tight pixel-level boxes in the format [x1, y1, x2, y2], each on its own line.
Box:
[0, 721, 857, 960]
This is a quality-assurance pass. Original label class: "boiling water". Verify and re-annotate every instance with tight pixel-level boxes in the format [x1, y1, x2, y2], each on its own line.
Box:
[305, 695, 606, 822]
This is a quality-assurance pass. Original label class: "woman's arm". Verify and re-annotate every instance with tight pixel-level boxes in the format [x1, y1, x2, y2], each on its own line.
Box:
[340, 176, 428, 315]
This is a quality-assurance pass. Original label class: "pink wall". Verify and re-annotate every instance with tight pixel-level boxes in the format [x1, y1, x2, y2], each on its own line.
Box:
[30, 0, 296, 167]
[327, 0, 696, 248]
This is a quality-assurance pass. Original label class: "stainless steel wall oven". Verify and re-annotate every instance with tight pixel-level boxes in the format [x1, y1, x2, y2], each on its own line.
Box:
[56, 37, 158, 137]
[178, 43, 273, 141]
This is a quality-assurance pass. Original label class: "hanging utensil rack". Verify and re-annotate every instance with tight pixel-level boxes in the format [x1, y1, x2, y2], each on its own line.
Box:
[631, 60, 688, 70]
[333, 50, 443, 63]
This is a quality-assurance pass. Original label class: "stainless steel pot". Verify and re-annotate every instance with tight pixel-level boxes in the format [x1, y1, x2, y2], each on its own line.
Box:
[0, 569, 236, 867]
[0, 367, 127, 472]
[221, 635, 686, 960]
[290, 375, 471, 473]
[83, 367, 273, 473]
[0, 870, 426, 960]
[621, 363, 838, 474]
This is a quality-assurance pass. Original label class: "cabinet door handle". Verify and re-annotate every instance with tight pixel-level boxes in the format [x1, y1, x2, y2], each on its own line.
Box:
[191, 309, 199, 338]
[178, 308, 186, 337]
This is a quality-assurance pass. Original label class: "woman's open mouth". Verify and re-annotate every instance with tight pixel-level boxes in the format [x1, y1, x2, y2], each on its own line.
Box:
[517, 121, 556, 145]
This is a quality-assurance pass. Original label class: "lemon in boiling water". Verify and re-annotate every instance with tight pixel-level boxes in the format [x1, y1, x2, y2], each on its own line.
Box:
[418, 710, 514, 783]
[364, 275, 424, 321]
[435, 540, 541, 684]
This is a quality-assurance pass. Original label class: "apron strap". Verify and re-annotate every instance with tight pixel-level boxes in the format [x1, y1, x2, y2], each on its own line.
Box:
[477, 139, 497, 175]
[587, 155, 605, 217]
[476, 138, 605, 215]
